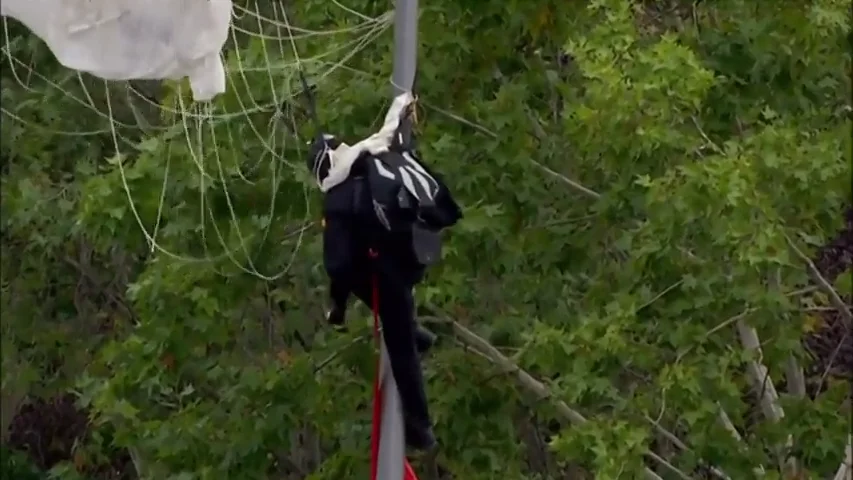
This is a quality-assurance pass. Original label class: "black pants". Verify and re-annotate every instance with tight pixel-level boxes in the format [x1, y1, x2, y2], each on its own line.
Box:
[348, 262, 431, 433]
[322, 174, 431, 433]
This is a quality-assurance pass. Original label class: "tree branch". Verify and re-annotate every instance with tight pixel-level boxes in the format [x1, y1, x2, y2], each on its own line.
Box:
[448, 104, 603, 199]
[736, 320, 784, 421]
[832, 436, 852, 480]
[772, 267, 803, 477]
[784, 355, 806, 398]
[427, 315, 755, 479]
[735, 318, 795, 474]
[524, 109, 602, 200]
[785, 234, 852, 329]
[530, 160, 602, 200]
[643, 413, 732, 480]
[423, 316, 694, 480]
[714, 406, 766, 476]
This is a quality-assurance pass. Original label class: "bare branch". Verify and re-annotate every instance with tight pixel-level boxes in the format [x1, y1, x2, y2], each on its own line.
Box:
[704, 309, 755, 338]
[772, 266, 802, 477]
[736, 320, 784, 421]
[429, 315, 752, 479]
[736, 318, 795, 473]
[523, 109, 602, 200]
[832, 436, 852, 480]
[643, 414, 732, 480]
[531, 160, 602, 199]
[313, 333, 371, 373]
[816, 329, 851, 395]
[715, 407, 767, 477]
[691, 116, 724, 154]
[785, 355, 806, 398]
[785, 234, 852, 329]
[423, 316, 697, 480]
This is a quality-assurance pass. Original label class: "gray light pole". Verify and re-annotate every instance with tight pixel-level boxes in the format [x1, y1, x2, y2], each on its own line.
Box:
[375, 7, 419, 480]
[391, 0, 418, 96]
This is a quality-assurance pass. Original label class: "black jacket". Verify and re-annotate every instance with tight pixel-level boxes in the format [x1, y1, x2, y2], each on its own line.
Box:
[322, 155, 426, 308]
[310, 132, 462, 306]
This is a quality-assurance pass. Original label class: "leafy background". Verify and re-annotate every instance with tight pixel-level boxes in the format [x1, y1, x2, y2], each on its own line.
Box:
[1, 0, 851, 479]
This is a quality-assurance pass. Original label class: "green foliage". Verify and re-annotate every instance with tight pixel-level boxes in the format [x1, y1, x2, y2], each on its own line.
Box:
[1, 445, 43, 480]
[1, 0, 850, 478]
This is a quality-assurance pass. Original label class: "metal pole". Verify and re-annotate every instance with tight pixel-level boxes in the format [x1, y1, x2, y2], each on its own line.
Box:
[376, 9, 420, 480]
[391, 0, 418, 95]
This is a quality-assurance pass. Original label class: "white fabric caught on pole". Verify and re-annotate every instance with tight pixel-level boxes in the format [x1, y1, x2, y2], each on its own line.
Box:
[320, 92, 415, 192]
[1, 0, 232, 101]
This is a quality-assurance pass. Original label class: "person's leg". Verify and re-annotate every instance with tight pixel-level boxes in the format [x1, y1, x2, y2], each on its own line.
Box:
[371, 267, 436, 450]
[414, 323, 436, 354]
[350, 280, 435, 355]
[322, 213, 355, 322]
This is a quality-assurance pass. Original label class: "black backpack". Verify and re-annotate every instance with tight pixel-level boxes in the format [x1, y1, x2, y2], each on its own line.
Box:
[308, 134, 462, 265]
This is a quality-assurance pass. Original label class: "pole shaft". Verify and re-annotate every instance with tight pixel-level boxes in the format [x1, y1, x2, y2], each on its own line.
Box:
[391, 0, 418, 95]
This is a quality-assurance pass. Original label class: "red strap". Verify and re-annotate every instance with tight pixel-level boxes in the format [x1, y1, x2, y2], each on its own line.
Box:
[369, 269, 382, 479]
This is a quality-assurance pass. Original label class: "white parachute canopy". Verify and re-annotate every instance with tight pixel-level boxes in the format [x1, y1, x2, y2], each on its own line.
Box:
[1, 0, 232, 101]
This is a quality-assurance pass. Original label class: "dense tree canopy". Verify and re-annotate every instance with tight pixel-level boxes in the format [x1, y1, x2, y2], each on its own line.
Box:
[1, 0, 851, 479]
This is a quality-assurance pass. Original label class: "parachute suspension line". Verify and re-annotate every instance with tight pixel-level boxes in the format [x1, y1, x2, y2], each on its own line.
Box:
[113, 2, 384, 275]
[263, 0, 315, 278]
[299, 61, 495, 143]
[225, 2, 292, 169]
[208, 1, 293, 276]
[232, 0, 378, 279]
[1, 4, 390, 139]
[3, 20, 177, 139]
[1, 18, 37, 95]
[1, 4, 390, 132]
[222, 1, 388, 169]
[109, 82, 245, 266]
[3, 1, 397, 270]
[211, 0, 400, 280]
[223, 108, 259, 185]
[107, 81, 212, 263]
[75, 72, 151, 139]
[176, 85, 238, 267]
[120, 14, 389, 123]
[148, 134, 173, 254]
[137, 0, 285, 279]
[193, 1, 287, 279]
[190, 0, 373, 281]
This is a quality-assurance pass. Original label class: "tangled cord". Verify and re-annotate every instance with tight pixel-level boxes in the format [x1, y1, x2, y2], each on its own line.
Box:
[1, 2, 391, 279]
[1, 2, 492, 281]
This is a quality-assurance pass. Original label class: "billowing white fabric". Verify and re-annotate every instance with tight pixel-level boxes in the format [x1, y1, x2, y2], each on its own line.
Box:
[1, 0, 232, 101]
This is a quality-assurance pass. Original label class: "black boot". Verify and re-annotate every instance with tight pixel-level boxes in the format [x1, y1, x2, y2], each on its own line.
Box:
[326, 306, 346, 328]
[414, 326, 437, 354]
[404, 416, 437, 451]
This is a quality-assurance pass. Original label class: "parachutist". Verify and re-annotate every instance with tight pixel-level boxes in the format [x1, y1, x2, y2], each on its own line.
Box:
[318, 159, 436, 450]
[306, 97, 461, 451]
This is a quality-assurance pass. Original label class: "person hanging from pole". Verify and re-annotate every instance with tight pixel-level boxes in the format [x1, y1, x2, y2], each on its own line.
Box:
[302, 86, 461, 451]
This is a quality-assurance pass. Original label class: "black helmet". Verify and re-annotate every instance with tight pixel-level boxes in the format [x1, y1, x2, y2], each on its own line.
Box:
[306, 134, 341, 186]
